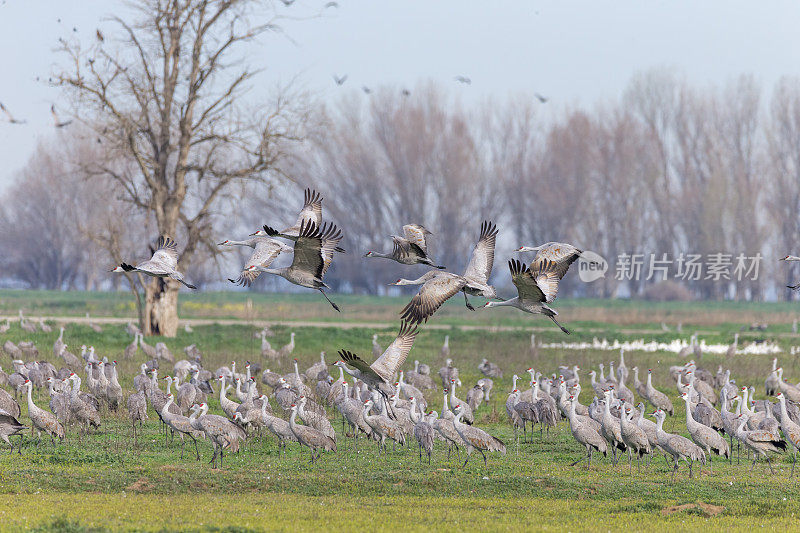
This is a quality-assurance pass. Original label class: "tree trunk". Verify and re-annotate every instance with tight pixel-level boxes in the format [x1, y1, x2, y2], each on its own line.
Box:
[144, 277, 180, 337]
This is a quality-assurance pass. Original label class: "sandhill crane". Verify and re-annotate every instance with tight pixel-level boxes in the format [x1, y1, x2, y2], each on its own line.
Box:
[0, 388, 18, 419]
[617, 349, 629, 382]
[681, 392, 729, 473]
[776, 393, 800, 476]
[214, 376, 239, 419]
[392, 271, 468, 323]
[781, 255, 800, 290]
[466, 384, 484, 411]
[461, 221, 499, 309]
[506, 389, 525, 442]
[0, 409, 26, 454]
[409, 397, 435, 463]
[335, 321, 418, 404]
[652, 409, 706, 480]
[127, 390, 148, 442]
[139, 336, 157, 359]
[450, 403, 505, 467]
[53, 327, 66, 359]
[297, 396, 335, 442]
[634, 402, 661, 456]
[619, 405, 650, 470]
[219, 236, 293, 286]
[370, 335, 383, 359]
[287, 402, 336, 462]
[438, 359, 458, 390]
[278, 333, 296, 359]
[483, 259, 570, 334]
[124, 334, 138, 360]
[440, 336, 450, 358]
[261, 333, 279, 359]
[644, 369, 674, 415]
[362, 399, 405, 454]
[112, 236, 197, 289]
[248, 220, 343, 311]
[478, 358, 503, 379]
[726, 333, 739, 359]
[397, 372, 426, 409]
[735, 414, 787, 473]
[0, 320, 9, 334]
[162, 394, 202, 459]
[334, 382, 372, 444]
[67, 374, 100, 433]
[600, 390, 627, 465]
[408, 362, 436, 391]
[393, 221, 498, 322]
[364, 224, 444, 268]
[566, 395, 607, 467]
[189, 403, 247, 468]
[305, 352, 328, 382]
[765, 358, 779, 396]
[24, 380, 64, 444]
[615, 368, 635, 405]
[258, 401, 297, 454]
[449, 379, 473, 424]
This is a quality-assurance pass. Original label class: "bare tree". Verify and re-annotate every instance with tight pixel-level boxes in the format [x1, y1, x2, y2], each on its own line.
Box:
[55, 0, 306, 335]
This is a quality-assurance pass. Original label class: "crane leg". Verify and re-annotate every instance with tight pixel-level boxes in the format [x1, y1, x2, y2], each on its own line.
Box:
[671, 461, 678, 483]
[480, 449, 488, 466]
[729, 435, 733, 464]
[689, 460, 693, 479]
[193, 436, 200, 460]
[588, 448, 592, 468]
[766, 456, 775, 475]
[792, 452, 797, 478]
[319, 289, 341, 312]
[750, 453, 757, 472]
[463, 292, 475, 311]
[709, 453, 713, 475]
[462, 453, 470, 468]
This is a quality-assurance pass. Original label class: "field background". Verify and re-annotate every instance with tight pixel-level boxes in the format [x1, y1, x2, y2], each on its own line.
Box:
[2, 290, 800, 531]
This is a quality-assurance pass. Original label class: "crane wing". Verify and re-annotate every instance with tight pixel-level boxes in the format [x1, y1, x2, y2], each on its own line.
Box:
[338, 349, 380, 380]
[400, 273, 466, 324]
[463, 221, 498, 283]
[402, 224, 432, 255]
[290, 220, 343, 280]
[229, 239, 287, 286]
[530, 243, 582, 281]
[149, 236, 179, 270]
[284, 188, 323, 235]
[371, 322, 419, 382]
[508, 259, 546, 303]
[530, 258, 563, 303]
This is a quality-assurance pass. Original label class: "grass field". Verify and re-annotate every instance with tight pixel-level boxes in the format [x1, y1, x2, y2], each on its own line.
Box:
[2, 290, 800, 531]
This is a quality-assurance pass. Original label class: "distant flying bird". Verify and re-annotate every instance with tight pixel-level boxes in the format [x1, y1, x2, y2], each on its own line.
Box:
[0, 102, 26, 124]
[401, 89, 411, 97]
[325, 1, 339, 7]
[96, 29, 104, 42]
[279, 0, 296, 5]
[362, 86, 372, 94]
[112, 236, 197, 290]
[534, 93, 548, 103]
[781, 255, 800, 290]
[50, 105, 73, 128]
[72, 27, 78, 32]
[333, 74, 348, 86]
[454, 76, 471, 85]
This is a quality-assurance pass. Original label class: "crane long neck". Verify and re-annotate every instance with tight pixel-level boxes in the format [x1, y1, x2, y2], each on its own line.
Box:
[26, 383, 34, 409]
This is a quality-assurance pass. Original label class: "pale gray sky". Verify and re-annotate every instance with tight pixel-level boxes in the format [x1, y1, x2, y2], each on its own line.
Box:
[2, 0, 800, 189]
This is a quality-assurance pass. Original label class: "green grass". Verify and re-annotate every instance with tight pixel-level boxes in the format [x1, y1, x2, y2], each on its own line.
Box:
[3, 292, 800, 530]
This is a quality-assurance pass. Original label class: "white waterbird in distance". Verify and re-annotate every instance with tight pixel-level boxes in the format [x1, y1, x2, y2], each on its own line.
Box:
[780, 255, 800, 290]
[364, 224, 445, 269]
[247, 220, 343, 311]
[515, 242, 582, 281]
[250, 188, 345, 253]
[218, 236, 293, 287]
[393, 220, 498, 323]
[112, 236, 196, 289]
[334, 321, 419, 404]
[483, 258, 570, 334]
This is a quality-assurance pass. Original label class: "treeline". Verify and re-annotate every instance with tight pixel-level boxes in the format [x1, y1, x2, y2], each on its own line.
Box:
[2, 69, 800, 300]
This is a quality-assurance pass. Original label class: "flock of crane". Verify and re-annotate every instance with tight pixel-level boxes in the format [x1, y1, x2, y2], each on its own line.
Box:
[3, 187, 800, 481]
